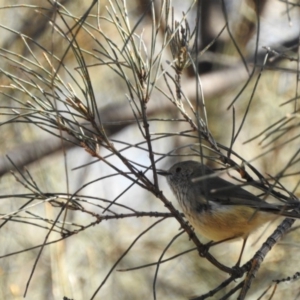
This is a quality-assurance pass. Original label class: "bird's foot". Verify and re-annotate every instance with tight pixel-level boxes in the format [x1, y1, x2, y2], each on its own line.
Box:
[199, 241, 214, 257]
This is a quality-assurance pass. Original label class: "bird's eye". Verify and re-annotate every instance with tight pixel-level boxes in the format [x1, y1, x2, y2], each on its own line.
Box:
[175, 167, 181, 173]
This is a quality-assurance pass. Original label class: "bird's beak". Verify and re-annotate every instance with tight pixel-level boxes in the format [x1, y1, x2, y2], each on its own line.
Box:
[157, 170, 171, 176]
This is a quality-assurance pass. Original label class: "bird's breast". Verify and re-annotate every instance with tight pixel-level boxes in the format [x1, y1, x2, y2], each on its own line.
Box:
[181, 203, 274, 241]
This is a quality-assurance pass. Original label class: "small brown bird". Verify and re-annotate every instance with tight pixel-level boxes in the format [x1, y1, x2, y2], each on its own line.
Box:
[158, 160, 299, 264]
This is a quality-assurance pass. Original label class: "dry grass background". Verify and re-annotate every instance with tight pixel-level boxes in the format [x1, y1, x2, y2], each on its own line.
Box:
[0, 1, 300, 299]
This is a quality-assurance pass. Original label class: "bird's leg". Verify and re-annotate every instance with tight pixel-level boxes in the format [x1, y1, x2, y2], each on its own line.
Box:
[200, 236, 246, 277]
[235, 236, 248, 267]
[202, 237, 248, 268]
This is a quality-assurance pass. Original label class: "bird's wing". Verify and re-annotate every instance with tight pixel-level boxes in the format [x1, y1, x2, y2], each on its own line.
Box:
[191, 175, 299, 215]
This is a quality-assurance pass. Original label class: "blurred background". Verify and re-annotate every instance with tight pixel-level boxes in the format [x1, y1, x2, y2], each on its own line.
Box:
[0, 0, 300, 299]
